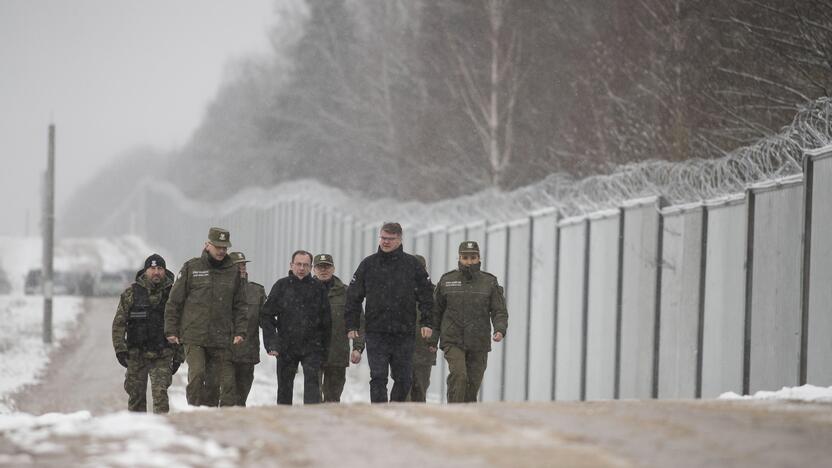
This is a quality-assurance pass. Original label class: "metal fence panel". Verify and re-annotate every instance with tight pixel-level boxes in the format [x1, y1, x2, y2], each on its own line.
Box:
[748, 178, 804, 393]
[427, 228, 448, 403]
[350, 221, 364, 278]
[619, 198, 662, 399]
[805, 150, 832, 386]
[701, 197, 747, 398]
[555, 217, 587, 401]
[528, 209, 558, 401]
[504, 219, 531, 401]
[481, 224, 508, 401]
[467, 221, 487, 247]
[363, 224, 377, 259]
[446, 226, 466, 273]
[657, 206, 704, 399]
[585, 211, 621, 400]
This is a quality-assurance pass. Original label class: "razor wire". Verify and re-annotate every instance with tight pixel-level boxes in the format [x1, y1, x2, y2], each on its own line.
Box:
[114, 96, 832, 233]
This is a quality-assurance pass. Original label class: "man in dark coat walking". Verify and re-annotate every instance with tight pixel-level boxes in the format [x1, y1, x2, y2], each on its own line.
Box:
[261, 250, 332, 405]
[345, 222, 434, 403]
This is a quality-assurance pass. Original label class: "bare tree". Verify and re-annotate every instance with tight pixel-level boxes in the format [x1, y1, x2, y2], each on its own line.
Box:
[445, 0, 523, 188]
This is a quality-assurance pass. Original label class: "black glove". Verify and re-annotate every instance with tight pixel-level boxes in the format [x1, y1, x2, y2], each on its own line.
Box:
[116, 352, 128, 368]
[169, 360, 180, 375]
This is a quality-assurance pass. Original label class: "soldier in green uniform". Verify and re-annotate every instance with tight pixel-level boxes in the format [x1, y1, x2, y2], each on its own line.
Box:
[435, 241, 508, 403]
[164, 227, 248, 407]
[313, 253, 365, 403]
[407, 254, 438, 402]
[229, 251, 266, 406]
[112, 254, 181, 413]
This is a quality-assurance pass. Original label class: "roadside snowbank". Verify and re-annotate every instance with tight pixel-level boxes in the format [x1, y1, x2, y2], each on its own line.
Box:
[0, 296, 83, 413]
[0, 410, 238, 467]
[719, 384, 832, 402]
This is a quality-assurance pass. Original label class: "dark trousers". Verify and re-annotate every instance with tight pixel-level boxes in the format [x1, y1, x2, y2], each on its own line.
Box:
[233, 362, 256, 406]
[365, 332, 415, 403]
[276, 352, 322, 405]
[320, 365, 347, 403]
[407, 364, 433, 402]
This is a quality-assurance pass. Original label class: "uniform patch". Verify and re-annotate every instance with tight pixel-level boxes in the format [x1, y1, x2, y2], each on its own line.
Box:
[192, 270, 209, 278]
[444, 280, 462, 287]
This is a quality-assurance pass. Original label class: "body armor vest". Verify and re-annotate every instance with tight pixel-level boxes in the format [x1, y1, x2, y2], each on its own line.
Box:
[126, 284, 170, 350]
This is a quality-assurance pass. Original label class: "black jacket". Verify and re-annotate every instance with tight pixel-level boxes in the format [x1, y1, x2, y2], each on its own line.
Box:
[260, 272, 332, 357]
[345, 245, 434, 334]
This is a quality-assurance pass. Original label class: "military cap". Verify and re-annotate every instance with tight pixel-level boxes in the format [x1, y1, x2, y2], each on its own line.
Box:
[313, 253, 334, 266]
[459, 241, 480, 254]
[229, 251, 250, 264]
[207, 227, 232, 247]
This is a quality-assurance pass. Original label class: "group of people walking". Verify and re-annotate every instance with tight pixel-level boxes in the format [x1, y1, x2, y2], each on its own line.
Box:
[112, 222, 508, 413]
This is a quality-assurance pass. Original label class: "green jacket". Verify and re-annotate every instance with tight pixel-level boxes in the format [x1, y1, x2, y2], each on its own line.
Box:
[112, 271, 174, 355]
[231, 280, 266, 363]
[323, 276, 365, 367]
[413, 306, 438, 366]
[164, 251, 248, 348]
[434, 263, 508, 352]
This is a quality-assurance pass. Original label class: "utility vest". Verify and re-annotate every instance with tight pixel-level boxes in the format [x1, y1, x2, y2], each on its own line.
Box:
[127, 284, 170, 350]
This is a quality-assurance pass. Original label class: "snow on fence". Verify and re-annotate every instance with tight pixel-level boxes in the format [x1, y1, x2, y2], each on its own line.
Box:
[92, 102, 832, 400]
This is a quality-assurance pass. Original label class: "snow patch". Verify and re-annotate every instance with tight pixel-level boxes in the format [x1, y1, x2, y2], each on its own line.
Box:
[718, 384, 832, 402]
[0, 411, 238, 467]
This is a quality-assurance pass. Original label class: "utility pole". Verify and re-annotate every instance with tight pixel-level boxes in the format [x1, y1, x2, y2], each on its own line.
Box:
[43, 124, 55, 344]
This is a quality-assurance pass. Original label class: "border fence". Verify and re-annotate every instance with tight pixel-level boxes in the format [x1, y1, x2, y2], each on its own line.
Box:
[99, 147, 832, 402]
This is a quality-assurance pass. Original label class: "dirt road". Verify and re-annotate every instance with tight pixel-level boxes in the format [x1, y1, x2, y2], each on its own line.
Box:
[12, 297, 125, 415]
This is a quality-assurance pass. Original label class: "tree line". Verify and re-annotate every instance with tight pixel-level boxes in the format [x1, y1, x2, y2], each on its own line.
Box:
[85, 1, 832, 212]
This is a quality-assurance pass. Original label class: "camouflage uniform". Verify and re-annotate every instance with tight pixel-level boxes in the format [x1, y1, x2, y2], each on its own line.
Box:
[112, 269, 180, 413]
[435, 241, 508, 403]
[230, 279, 266, 406]
[407, 255, 437, 403]
[319, 271, 365, 403]
[164, 229, 248, 407]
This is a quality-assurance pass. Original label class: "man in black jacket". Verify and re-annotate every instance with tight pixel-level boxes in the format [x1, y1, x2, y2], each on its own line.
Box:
[261, 250, 332, 405]
[345, 222, 434, 403]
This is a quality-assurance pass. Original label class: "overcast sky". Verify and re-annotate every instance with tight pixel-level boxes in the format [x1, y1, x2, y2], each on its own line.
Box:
[0, 0, 276, 236]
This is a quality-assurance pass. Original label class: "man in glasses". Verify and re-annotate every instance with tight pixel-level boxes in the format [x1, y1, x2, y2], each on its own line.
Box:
[260, 250, 332, 404]
[345, 222, 434, 403]
[434, 241, 508, 403]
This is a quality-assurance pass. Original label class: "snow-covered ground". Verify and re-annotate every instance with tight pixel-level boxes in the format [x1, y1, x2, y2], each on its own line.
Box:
[0, 296, 83, 413]
[0, 411, 238, 467]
